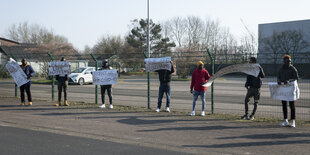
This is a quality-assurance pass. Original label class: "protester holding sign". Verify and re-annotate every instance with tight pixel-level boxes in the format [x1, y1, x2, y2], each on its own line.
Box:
[99, 59, 114, 109]
[155, 61, 175, 112]
[241, 57, 265, 120]
[20, 58, 35, 106]
[190, 61, 210, 116]
[278, 54, 299, 128]
[55, 57, 70, 106]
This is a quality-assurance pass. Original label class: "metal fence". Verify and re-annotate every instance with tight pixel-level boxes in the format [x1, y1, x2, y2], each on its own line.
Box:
[0, 51, 309, 121]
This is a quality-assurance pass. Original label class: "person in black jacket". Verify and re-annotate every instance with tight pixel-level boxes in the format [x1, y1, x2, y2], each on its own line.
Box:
[241, 57, 265, 120]
[278, 54, 299, 128]
[155, 61, 175, 112]
[56, 57, 69, 106]
[98, 59, 113, 109]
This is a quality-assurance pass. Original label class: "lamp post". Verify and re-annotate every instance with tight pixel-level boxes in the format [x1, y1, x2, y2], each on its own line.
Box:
[147, 0, 151, 109]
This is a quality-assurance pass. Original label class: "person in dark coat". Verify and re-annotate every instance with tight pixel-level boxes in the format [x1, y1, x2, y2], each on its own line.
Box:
[241, 57, 265, 120]
[155, 61, 175, 112]
[278, 54, 299, 128]
[20, 58, 35, 106]
[56, 57, 69, 106]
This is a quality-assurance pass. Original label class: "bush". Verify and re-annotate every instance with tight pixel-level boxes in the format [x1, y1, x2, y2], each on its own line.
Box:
[0, 65, 11, 79]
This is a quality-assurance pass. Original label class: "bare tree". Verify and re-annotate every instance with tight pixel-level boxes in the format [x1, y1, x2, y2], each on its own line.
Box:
[5, 22, 68, 44]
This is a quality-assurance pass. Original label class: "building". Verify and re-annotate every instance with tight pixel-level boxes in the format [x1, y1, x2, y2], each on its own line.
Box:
[257, 19, 310, 77]
[258, 19, 310, 64]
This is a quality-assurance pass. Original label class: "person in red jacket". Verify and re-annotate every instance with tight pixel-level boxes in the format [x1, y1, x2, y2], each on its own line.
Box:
[190, 61, 210, 116]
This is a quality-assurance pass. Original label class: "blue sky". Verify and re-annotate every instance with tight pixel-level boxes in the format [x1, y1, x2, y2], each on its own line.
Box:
[1, 0, 309, 50]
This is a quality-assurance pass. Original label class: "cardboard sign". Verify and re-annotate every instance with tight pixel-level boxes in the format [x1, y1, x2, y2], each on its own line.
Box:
[92, 69, 118, 85]
[6, 58, 30, 87]
[203, 63, 260, 87]
[48, 61, 71, 76]
[145, 57, 171, 72]
[268, 81, 300, 101]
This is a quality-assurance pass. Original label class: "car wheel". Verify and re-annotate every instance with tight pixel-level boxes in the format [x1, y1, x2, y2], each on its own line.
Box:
[78, 78, 85, 85]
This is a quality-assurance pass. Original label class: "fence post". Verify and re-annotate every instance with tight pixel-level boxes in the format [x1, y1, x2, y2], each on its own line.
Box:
[90, 53, 98, 104]
[206, 49, 215, 114]
[47, 52, 55, 101]
[10, 54, 18, 97]
[144, 52, 150, 109]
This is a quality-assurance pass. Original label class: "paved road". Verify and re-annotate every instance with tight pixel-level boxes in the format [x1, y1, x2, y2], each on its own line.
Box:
[0, 76, 309, 119]
[0, 125, 188, 155]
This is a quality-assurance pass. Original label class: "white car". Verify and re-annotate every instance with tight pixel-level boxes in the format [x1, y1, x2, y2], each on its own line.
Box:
[69, 67, 96, 85]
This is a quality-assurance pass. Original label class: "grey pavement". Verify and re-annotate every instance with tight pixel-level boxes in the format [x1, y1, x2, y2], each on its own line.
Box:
[0, 97, 309, 155]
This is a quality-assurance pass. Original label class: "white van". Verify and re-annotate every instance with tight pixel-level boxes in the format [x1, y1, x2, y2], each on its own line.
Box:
[69, 67, 96, 85]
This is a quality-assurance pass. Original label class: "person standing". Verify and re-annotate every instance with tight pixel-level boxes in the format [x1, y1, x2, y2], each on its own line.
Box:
[190, 61, 210, 116]
[20, 58, 35, 106]
[278, 54, 299, 128]
[99, 59, 113, 109]
[241, 57, 265, 120]
[56, 57, 69, 106]
[155, 61, 175, 112]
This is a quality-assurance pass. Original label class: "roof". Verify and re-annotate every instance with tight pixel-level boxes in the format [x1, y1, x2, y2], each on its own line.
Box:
[0, 37, 20, 45]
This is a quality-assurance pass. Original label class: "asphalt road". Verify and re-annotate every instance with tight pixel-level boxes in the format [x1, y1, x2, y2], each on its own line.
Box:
[0, 125, 189, 155]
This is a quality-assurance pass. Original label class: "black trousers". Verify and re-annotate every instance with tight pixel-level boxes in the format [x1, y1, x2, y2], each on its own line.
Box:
[58, 79, 68, 102]
[101, 85, 112, 105]
[20, 82, 32, 103]
[282, 101, 296, 120]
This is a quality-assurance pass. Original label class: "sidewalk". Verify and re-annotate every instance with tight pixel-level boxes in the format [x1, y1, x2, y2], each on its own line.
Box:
[0, 97, 309, 155]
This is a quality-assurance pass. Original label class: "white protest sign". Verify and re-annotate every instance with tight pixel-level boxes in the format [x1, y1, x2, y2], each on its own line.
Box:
[203, 63, 260, 87]
[145, 57, 171, 72]
[48, 61, 71, 76]
[6, 58, 30, 87]
[92, 69, 118, 85]
[268, 81, 300, 101]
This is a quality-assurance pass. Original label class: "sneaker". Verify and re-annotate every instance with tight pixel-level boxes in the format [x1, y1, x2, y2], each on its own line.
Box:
[279, 119, 289, 127]
[20, 102, 25, 106]
[28, 102, 32, 106]
[55, 102, 61, 107]
[241, 114, 249, 120]
[99, 104, 106, 108]
[291, 119, 296, 128]
[63, 101, 69, 106]
[189, 111, 195, 116]
[201, 111, 205, 116]
[155, 108, 160, 112]
[165, 107, 170, 112]
[109, 104, 113, 109]
[248, 115, 255, 120]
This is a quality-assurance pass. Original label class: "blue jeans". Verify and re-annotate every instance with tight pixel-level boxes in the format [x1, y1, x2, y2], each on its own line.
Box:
[157, 83, 171, 109]
[192, 90, 206, 111]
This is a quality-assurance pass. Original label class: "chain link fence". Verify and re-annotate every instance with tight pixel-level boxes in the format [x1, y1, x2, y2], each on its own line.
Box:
[0, 51, 309, 120]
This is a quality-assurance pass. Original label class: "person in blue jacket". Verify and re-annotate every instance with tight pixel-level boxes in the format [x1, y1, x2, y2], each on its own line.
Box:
[20, 58, 35, 106]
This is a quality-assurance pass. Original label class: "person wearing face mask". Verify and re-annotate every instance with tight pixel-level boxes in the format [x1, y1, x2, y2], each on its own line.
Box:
[55, 57, 69, 106]
[278, 54, 299, 128]
[189, 61, 210, 116]
[98, 59, 113, 109]
[241, 57, 265, 120]
[20, 58, 35, 106]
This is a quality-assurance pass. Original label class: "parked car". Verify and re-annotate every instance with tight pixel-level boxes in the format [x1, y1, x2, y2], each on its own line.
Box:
[69, 67, 96, 85]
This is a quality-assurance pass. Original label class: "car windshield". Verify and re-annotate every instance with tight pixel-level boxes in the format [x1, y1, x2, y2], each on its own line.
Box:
[72, 68, 86, 73]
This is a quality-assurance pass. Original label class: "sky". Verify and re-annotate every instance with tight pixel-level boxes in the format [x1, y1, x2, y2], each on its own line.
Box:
[1, 0, 309, 51]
